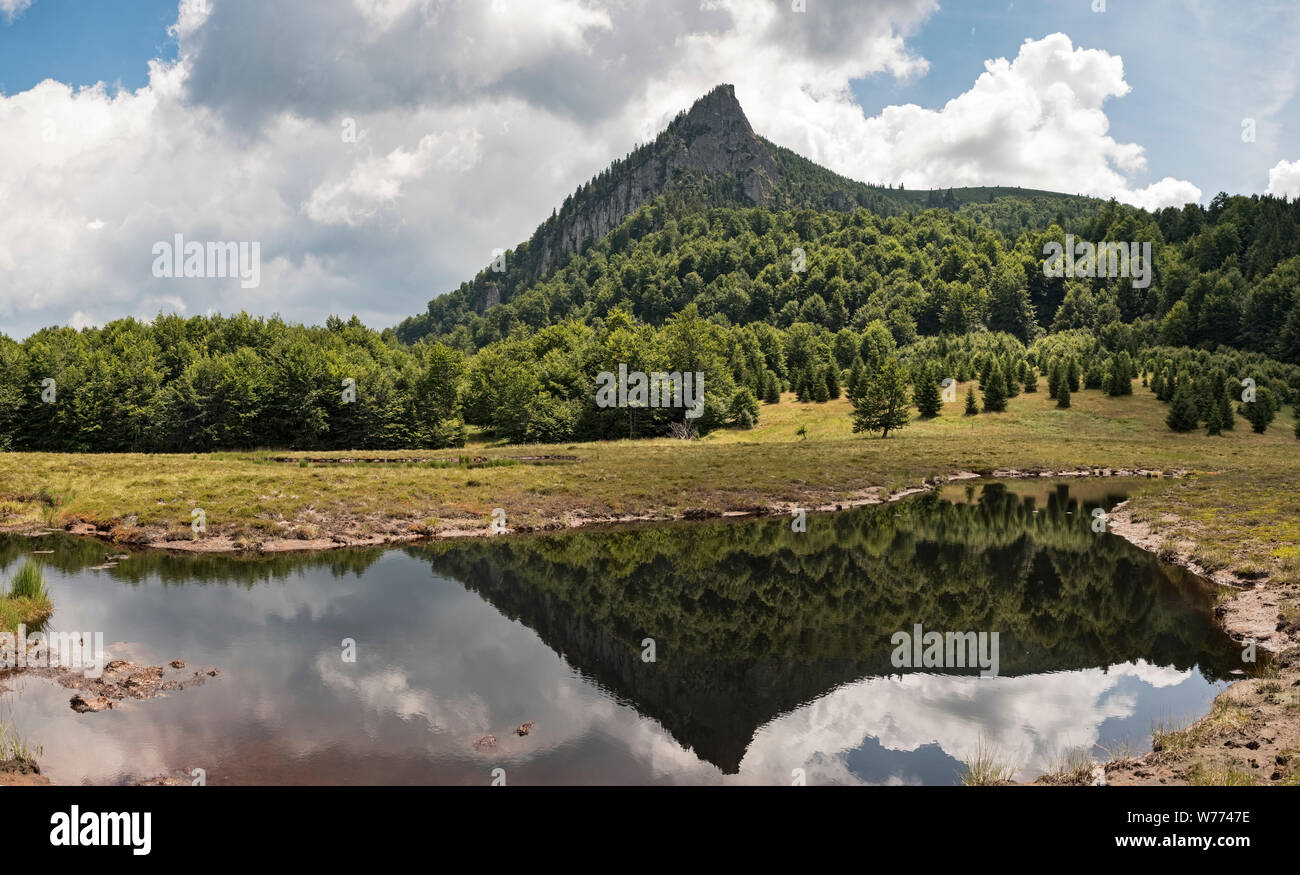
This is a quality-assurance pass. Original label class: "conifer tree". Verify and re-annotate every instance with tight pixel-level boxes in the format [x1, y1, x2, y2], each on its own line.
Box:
[846, 357, 867, 402]
[1115, 352, 1134, 395]
[982, 360, 1008, 412]
[795, 371, 812, 403]
[1160, 369, 1174, 402]
[812, 371, 830, 403]
[1166, 382, 1200, 432]
[1214, 375, 1234, 430]
[763, 371, 781, 404]
[851, 356, 911, 438]
[914, 363, 942, 417]
[1005, 357, 1021, 398]
[1206, 399, 1224, 435]
[1242, 387, 1277, 433]
[824, 362, 842, 400]
[1066, 357, 1081, 392]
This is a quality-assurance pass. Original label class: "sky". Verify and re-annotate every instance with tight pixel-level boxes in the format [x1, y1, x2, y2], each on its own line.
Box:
[1, 0, 1298, 341]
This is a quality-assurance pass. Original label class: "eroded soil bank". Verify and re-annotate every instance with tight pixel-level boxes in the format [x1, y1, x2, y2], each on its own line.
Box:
[1082, 505, 1300, 786]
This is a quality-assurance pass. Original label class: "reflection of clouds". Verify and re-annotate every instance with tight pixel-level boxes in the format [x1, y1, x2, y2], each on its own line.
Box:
[9, 544, 1223, 786]
[1110, 659, 1194, 689]
[735, 662, 1201, 784]
[315, 651, 488, 731]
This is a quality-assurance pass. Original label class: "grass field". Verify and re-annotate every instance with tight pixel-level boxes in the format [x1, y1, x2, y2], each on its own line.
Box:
[0, 378, 1297, 581]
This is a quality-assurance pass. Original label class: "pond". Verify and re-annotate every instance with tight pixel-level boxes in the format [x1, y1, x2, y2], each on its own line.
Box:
[0, 479, 1245, 785]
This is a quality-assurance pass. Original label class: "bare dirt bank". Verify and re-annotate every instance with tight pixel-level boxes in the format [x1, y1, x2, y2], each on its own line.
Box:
[7, 466, 1177, 555]
[1084, 504, 1300, 786]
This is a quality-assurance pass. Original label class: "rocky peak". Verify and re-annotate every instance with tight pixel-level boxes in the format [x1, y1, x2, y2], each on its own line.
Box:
[536, 84, 778, 276]
[663, 84, 777, 204]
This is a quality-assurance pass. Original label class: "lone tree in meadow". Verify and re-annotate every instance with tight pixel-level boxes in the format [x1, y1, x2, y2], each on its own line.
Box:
[964, 385, 979, 415]
[851, 355, 911, 438]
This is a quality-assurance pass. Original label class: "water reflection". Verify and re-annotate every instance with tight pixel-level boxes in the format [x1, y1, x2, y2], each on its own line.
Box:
[0, 480, 1238, 784]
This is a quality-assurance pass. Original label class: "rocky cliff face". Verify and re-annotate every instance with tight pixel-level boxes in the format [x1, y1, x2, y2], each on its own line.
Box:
[538, 84, 778, 275]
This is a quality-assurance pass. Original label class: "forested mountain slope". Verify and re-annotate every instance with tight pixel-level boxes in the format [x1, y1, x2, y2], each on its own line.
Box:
[395, 84, 1100, 345]
[4, 88, 1299, 452]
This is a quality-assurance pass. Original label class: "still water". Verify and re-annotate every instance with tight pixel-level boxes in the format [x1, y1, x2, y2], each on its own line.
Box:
[0, 479, 1240, 785]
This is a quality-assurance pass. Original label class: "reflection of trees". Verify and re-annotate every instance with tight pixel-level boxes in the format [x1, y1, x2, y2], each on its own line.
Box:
[0, 536, 385, 588]
[417, 487, 1231, 675]
[412, 485, 1238, 772]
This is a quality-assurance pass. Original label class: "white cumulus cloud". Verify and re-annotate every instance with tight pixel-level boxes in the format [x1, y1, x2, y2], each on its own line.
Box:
[1266, 158, 1300, 198]
[739, 32, 1200, 209]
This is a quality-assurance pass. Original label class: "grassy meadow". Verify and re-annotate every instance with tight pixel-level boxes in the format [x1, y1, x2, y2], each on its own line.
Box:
[0, 376, 1296, 584]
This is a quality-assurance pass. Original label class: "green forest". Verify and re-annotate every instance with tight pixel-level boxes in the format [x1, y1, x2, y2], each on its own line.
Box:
[3, 190, 1300, 451]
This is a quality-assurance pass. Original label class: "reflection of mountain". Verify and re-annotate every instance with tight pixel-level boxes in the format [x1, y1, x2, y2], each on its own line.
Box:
[414, 484, 1238, 773]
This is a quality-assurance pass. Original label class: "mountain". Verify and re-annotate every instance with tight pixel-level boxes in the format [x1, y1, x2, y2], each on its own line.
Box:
[395, 84, 1098, 345]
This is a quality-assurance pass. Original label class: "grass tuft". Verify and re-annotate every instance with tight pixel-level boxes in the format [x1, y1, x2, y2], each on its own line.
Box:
[960, 737, 1019, 785]
[0, 562, 52, 631]
[7, 562, 47, 600]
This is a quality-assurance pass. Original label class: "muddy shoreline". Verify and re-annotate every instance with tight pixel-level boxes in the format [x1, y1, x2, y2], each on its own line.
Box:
[3, 465, 1180, 556]
[1094, 504, 1300, 786]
